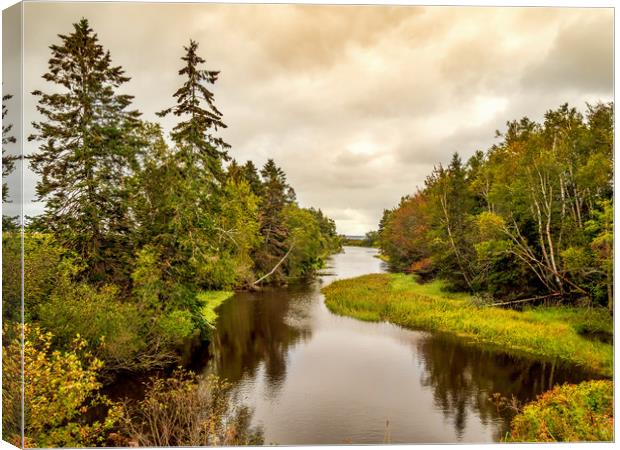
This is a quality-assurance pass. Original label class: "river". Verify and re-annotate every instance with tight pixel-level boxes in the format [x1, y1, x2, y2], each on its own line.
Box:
[198, 246, 594, 444]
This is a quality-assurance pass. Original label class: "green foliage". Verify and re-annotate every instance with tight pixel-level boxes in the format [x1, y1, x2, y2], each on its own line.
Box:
[37, 277, 149, 371]
[157, 39, 230, 183]
[157, 310, 196, 343]
[378, 103, 614, 306]
[131, 244, 164, 309]
[122, 370, 263, 446]
[508, 380, 613, 442]
[2, 324, 122, 447]
[2, 93, 17, 206]
[2, 231, 22, 321]
[211, 177, 262, 287]
[341, 231, 378, 247]
[25, 234, 72, 312]
[254, 159, 295, 280]
[283, 205, 329, 277]
[584, 200, 613, 309]
[29, 19, 144, 284]
[362, 230, 380, 247]
[322, 273, 613, 376]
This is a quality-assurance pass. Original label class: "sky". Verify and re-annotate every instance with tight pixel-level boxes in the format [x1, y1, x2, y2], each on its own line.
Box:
[3, 2, 615, 235]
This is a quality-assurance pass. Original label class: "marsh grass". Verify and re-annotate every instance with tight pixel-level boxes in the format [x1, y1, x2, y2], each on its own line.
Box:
[322, 274, 613, 376]
[197, 291, 234, 326]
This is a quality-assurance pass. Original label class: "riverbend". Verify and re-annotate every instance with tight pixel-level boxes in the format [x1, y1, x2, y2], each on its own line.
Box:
[200, 246, 597, 444]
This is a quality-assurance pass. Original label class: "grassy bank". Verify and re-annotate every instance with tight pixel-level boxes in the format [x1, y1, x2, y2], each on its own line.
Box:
[322, 274, 613, 376]
[197, 290, 235, 326]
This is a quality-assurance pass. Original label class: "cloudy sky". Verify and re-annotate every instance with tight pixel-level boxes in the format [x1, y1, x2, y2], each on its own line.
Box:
[5, 2, 615, 234]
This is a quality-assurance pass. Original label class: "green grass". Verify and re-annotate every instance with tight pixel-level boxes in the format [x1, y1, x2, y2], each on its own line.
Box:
[197, 290, 235, 326]
[322, 274, 613, 376]
[507, 380, 613, 442]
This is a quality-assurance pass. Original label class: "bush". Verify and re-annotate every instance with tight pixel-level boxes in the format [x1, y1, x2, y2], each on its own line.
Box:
[157, 309, 196, 343]
[37, 281, 150, 371]
[2, 324, 122, 447]
[508, 380, 613, 442]
[38, 273, 178, 372]
[122, 370, 263, 446]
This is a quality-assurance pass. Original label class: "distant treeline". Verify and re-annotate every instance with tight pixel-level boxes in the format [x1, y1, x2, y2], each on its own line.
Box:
[378, 103, 613, 309]
[341, 231, 379, 247]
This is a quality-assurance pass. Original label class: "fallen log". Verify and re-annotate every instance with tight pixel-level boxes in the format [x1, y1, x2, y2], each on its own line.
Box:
[489, 292, 563, 307]
[253, 245, 295, 285]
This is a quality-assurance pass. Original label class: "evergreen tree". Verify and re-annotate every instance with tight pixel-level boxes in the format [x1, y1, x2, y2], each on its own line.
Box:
[157, 39, 230, 184]
[226, 159, 244, 182]
[2, 93, 16, 204]
[255, 159, 295, 277]
[147, 39, 235, 295]
[241, 160, 263, 197]
[29, 19, 143, 283]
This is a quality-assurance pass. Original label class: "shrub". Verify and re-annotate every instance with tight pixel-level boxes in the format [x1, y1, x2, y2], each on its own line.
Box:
[2, 324, 122, 447]
[508, 380, 613, 442]
[122, 370, 263, 446]
[37, 273, 179, 372]
[37, 281, 149, 371]
[157, 309, 196, 343]
[2, 322, 22, 446]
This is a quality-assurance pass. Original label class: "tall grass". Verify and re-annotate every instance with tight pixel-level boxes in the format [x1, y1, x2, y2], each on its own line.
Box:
[197, 291, 234, 326]
[322, 274, 613, 376]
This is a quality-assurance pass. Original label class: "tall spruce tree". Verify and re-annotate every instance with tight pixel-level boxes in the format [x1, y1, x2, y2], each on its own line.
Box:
[157, 39, 230, 184]
[255, 159, 295, 276]
[146, 39, 234, 294]
[29, 19, 143, 283]
[241, 160, 263, 197]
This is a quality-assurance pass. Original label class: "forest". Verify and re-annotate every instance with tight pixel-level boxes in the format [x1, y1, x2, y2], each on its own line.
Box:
[2, 19, 340, 447]
[377, 102, 613, 309]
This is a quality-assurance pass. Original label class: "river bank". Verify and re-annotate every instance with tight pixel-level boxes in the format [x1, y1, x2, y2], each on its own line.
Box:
[198, 247, 604, 443]
[322, 273, 613, 377]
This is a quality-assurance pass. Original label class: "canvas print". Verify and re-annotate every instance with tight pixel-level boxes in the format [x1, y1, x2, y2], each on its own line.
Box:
[1, 1, 615, 447]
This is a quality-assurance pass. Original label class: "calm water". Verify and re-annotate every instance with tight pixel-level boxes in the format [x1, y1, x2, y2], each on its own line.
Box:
[201, 246, 595, 444]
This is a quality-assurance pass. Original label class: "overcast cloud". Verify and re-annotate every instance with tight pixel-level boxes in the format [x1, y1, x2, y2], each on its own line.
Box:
[8, 3, 615, 234]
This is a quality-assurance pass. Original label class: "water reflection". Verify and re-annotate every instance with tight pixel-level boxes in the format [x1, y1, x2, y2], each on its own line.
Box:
[205, 286, 313, 386]
[202, 247, 599, 444]
[415, 334, 598, 441]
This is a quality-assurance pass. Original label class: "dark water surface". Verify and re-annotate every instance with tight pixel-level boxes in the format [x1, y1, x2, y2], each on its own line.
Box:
[200, 246, 595, 444]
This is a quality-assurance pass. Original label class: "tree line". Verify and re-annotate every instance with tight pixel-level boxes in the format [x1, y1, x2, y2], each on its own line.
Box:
[377, 103, 613, 310]
[2, 18, 339, 446]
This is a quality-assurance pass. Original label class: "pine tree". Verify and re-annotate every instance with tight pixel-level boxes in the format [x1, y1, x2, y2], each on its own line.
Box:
[2, 94, 16, 204]
[226, 159, 243, 182]
[157, 39, 230, 184]
[255, 159, 295, 276]
[146, 39, 235, 293]
[241, 160, 263, 197]
[29, 19, 143, 283]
